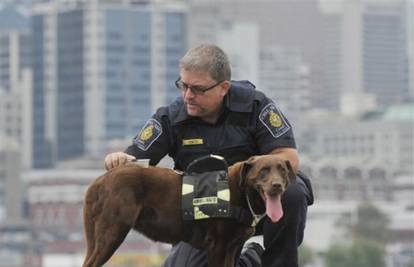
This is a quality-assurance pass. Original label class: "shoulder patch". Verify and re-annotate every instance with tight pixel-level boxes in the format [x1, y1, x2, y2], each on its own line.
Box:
[134, 119, 163, 151]
[259, 103, 290, 138]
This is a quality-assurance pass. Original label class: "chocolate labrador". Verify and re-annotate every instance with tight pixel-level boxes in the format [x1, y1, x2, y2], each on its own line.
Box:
[82, 154, 295, 267]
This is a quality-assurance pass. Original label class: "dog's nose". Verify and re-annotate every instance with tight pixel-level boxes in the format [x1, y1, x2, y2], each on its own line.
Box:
[271, 182, 282, 190]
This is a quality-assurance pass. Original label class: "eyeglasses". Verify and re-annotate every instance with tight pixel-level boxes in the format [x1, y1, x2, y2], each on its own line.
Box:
[175, 78, 223, 95]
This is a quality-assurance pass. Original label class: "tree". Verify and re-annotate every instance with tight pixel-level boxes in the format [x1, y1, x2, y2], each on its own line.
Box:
[353, 202, 391, 245]
[336, 201, 391, 246]
[349, 239, 386, 267]
[324, 243, 352, 267]
[299, 243, 315, 266]
[324, 239, 386, 267]
[326, 202, 390, 267]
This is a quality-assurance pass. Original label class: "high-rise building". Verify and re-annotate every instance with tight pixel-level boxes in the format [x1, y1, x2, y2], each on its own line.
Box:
[259, 46, 311, 125]
[409, 0, 414, 99]
[319, 0, 411, 113]
[216, 22, 260, 85]
[188, 0, 327, 111]
[188, 0, 411, 113]
[0, 135, 24, 224]
[0, 6, 31, 92]
[320, 0, 379, 115]
[31, 0, 187, 168]
[0, 6, 33, 169]
[363, 0, 410, 107]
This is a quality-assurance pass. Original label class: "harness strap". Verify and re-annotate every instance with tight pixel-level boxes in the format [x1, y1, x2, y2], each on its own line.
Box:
[229, 206, 254, 227]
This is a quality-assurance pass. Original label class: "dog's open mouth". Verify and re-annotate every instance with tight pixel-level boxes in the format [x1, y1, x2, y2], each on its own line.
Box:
[260, 191, 283, 223]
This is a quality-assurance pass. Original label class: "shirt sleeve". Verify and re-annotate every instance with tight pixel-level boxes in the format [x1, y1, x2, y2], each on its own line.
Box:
[124, 110, 172, 166]
[253, 98, 296, 154]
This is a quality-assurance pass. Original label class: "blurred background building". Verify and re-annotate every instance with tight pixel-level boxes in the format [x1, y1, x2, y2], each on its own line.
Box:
[30, 0, 186, 168]
[0, 0, 413, 266]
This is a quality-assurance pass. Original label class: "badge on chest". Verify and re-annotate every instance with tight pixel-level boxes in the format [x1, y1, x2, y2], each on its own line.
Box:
[182, 138, 204, 146]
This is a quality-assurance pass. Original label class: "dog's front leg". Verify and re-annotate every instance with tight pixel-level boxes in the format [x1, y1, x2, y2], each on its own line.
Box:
[207, 241, 228, 267]
[222, 226, 256, 267]
[224, 245, 242, 267]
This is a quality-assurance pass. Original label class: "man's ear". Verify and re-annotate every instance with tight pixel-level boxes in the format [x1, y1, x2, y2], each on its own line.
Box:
[219, 81, 231, 97]
[239, 160, 253, 188]
[285, 160, 296, 183]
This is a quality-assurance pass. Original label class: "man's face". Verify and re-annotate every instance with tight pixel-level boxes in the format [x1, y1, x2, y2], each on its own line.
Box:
[179, 69, 230, 123]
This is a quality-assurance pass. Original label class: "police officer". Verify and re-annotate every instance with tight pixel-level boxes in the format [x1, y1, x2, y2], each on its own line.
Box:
[105, 44, 313, 267]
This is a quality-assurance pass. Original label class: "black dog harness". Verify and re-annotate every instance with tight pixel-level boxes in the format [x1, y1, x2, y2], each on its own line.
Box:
[181, 155, 255, 227]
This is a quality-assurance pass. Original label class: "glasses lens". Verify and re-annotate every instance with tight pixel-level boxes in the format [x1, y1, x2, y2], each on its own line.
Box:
[189, 86, 205, 94]
[175, 79, 202, 94]
[175, 78, 221, 94]
[175, 80, 185, 90]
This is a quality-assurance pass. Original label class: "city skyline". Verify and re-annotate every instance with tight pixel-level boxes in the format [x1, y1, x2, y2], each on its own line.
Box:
[0, 0, 413, 267]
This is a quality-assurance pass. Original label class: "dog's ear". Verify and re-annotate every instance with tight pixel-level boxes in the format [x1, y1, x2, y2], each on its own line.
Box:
[285, 160, 296, 183]
[239, 160, 253, 188]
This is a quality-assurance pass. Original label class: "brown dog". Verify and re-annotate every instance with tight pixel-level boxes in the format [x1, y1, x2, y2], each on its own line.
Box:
[82, 154, 296, 267]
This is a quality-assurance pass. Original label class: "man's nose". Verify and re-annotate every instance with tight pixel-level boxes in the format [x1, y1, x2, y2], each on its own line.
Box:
[183, 87, 195, 99]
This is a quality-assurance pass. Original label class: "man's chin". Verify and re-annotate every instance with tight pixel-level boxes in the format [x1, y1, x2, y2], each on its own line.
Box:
[187, 110, 199, 117]
[186, 106, 200, 116]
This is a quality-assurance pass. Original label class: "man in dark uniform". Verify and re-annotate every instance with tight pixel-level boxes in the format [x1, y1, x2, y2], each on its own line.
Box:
[105, 44, 313, 267]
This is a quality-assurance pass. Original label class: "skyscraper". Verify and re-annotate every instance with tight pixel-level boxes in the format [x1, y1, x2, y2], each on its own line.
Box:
[188, 0, 411, 113]
[188, 0, 326, 110]
[31, 0, 187, 168]
[0, 135, 24, 224]
[0, 6, 31, 92]
[409, 0, 414, 99]
[319, 0, 411, 113]
[363, 0, 410, 107]
[0, 6, 33, 169]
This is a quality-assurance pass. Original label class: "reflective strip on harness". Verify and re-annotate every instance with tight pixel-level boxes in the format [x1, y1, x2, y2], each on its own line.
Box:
[193, 197, 218, 206]
[217, 189, 230, 201]
[182, 184, 194, 195]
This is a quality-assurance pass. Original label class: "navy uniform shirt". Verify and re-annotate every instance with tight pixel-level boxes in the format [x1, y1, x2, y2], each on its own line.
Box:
[125, 80, 296, 171]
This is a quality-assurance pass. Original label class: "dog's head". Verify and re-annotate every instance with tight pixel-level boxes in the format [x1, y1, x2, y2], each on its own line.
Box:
[239, 155, 296, 222]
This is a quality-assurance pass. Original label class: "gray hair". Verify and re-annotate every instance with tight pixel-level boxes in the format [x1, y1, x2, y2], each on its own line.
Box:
[179, 44, 231, 82]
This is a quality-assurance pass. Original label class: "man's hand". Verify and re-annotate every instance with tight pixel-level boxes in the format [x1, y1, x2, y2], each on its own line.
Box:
[104, 152, 136, 170]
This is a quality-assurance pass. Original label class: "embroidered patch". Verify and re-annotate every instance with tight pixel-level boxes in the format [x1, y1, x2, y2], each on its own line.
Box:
[259, 103, 290, 138]
[134, 119, 162, 151]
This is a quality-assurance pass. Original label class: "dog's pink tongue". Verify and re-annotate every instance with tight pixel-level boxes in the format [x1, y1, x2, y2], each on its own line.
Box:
[265, 194, 283, 223]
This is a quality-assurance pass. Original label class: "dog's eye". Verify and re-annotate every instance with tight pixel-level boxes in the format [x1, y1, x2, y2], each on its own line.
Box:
[259, 167, 270, 179]
[260, 166, 270, 174]
[276, 164, 287, 176]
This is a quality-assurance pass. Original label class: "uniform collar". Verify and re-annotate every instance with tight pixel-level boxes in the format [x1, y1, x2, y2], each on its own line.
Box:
[173, 100, 191, 125]
[172, 80, 256, 125]
[225, 80, 255, 112]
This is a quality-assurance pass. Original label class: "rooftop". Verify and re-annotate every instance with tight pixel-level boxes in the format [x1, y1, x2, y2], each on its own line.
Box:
[0, 5, 30, 31]
[362, 102, 414, 121]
